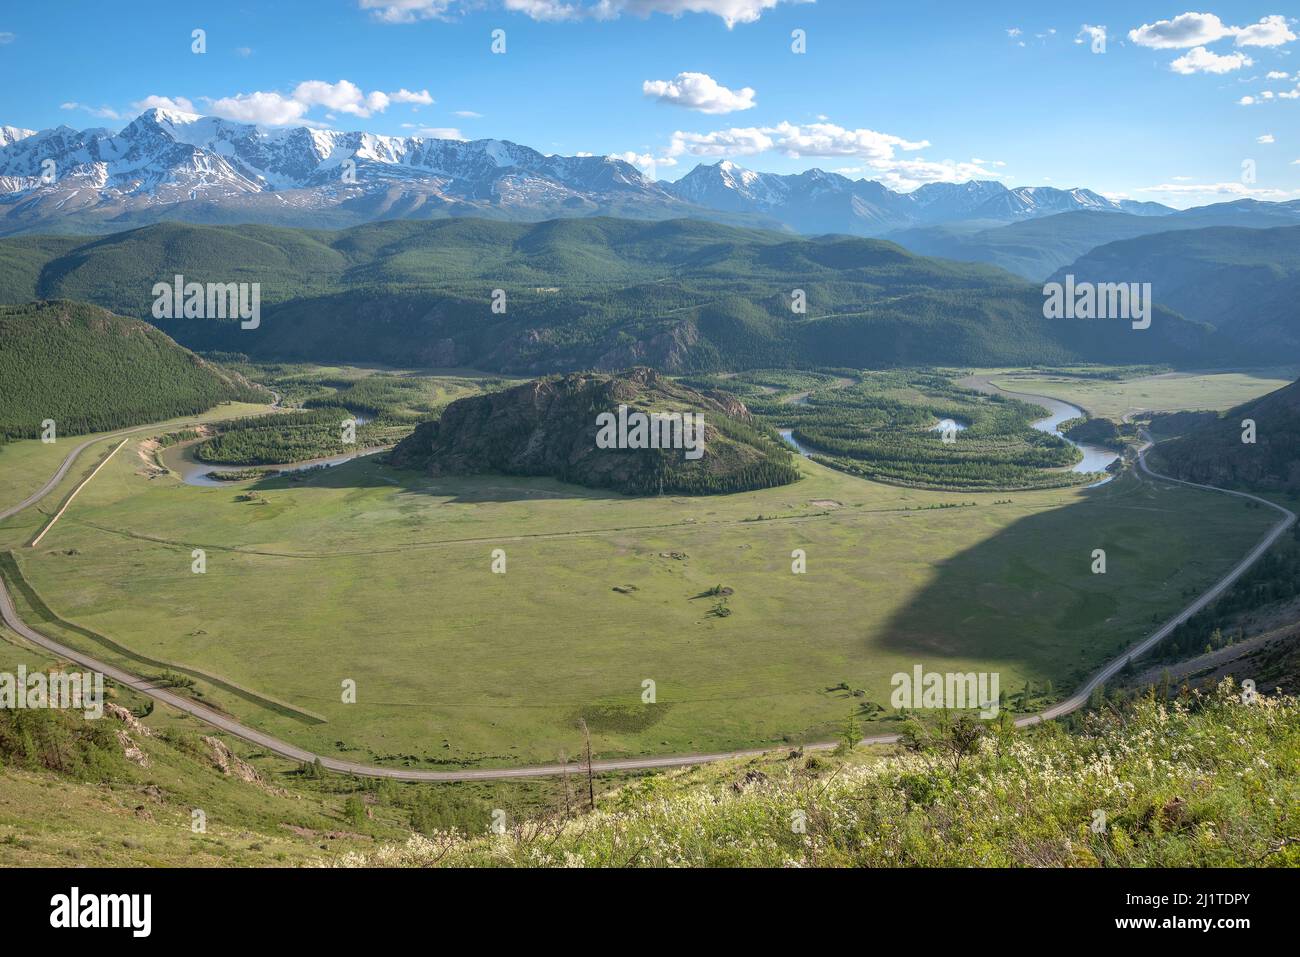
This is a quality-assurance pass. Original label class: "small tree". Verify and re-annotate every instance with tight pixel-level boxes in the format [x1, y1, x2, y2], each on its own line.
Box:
[835, 712, 861, 756]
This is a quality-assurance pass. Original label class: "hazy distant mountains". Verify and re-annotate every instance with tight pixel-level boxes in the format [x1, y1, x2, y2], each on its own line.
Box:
[0, 108, 1188, 238]
[892, 201, 1300, 280]
[663, 160, 1171, 235]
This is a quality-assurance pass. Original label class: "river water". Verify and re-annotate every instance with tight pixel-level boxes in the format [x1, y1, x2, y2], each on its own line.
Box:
[160, 441, 384, 487]
[779, 389, 1119, 483]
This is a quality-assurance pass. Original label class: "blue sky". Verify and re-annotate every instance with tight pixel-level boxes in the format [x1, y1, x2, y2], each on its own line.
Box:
[1, 1, 1298, 207]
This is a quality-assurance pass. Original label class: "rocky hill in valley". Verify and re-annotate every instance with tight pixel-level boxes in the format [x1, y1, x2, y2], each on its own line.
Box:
[388, 367, 800, 495]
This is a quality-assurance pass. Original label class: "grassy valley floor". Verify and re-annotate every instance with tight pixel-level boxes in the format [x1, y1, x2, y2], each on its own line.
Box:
[0, 418, 1276, 771]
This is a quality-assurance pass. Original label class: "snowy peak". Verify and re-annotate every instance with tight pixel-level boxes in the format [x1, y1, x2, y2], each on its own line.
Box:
[0, 111, 1176, 237]
[0, 126, 36, 148]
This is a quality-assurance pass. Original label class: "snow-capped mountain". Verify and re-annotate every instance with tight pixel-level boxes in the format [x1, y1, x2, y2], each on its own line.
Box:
[0, 111, 1176, 237]
[0, 126, 35, 148]
[0, 109, 694, 235]
[662, 161, 1175, 234]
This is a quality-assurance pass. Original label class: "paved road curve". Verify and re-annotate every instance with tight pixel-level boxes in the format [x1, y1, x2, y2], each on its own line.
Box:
[0, 410, 1292, 781]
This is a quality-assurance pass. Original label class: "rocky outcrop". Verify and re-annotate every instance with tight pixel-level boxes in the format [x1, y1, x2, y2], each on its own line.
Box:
[389, 367, 800, 496]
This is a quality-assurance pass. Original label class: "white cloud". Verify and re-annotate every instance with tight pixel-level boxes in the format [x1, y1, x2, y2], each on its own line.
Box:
[1234, 14, 1296, 47]
[1257, 133, 1276, 143]
[663, 119, 999, 190]
[132, 95, 197, 114]
[669, 126, 774, 156]
[208, 91, 310, 126]
[1129, 12, 1296, 52]
[1137, 181, 1298, 199]
[452, 110, 483, 118]
[1239, 95, 1256, 104]
[59, 102, 123, 120]
[391, 88, 435, 105]
[1267, 70, 1292, 78]
[234, 46, 253, 57]
[200, 80, 435, 126]
[642, 72, 756, 114]
[612, 150, 660, 176]
[1170, 46, 1252, 74]
[358, 0, 456, 22]
[413, 126, 465, 139]
[871, 158, 1004, 192]
[668, 120, 929, 162]
[1006, 27, 1022, 38]
[293, 80, 394, 117]
[1075, 24, 1107, 47]
[359, 0, 806, 28]
[1129, 12, 1235, 48]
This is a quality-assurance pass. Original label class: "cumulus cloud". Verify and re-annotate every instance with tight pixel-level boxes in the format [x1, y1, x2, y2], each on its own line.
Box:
[359, 0, 805, 28]
[132, 95, 197, 114]
[869, 158, 1005, 192]
[1257, 133, 1275, 143]
[1129, 11, 1295, 51]
[391, 88, 435, 105]
[667, 121, 929, 163]
[1234, 14, 1296, 47]
[208, 91, 310, 126]
[1238, 95, 1256, 105]
[642, 72, 756, 114]
[1170, 46, 1253, 74]
[1129, 12, 1235, 48]
[1267, 70, 1292, 79]
[194, 81, 435, 126]
[660, 119, 996, 189]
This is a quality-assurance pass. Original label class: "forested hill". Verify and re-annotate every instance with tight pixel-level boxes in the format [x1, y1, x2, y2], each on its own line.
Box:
[389, 366, 800, 495]
[0, 217, 1228, 374]
[1050, 224, 1300, 359]
[0, 300, 268, 440]
[1150, 378, 1300, 495]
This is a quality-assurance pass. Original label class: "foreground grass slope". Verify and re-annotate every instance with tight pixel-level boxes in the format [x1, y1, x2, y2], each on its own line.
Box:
[334, 681, 1300, 867]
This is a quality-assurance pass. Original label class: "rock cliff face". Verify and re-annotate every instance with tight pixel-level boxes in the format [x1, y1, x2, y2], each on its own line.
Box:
[1151, 378, 1300, 493]
[389, 367, 800, 495]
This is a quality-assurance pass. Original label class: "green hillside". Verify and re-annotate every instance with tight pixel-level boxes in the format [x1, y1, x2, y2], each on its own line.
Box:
[334, 681, 1300, 868]
[1150, 377, 1300, 494]
[0, 218, 1220, 373]
[0, 300, 267, 440]
[892, 204, 1300, 280]
[1051, 225, 1300, 356]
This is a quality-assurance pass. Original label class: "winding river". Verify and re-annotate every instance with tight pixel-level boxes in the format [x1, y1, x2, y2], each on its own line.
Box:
[779, 379, 1120, 484]
[160, 439, 385, 487]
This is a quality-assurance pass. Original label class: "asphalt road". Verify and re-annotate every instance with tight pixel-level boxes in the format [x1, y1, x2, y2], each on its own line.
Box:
[0, 409, 1292, 781]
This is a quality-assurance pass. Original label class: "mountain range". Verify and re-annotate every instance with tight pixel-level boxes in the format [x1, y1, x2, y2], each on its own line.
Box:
[0, 108, 1191, 239]
[891, 201, 1300, 280]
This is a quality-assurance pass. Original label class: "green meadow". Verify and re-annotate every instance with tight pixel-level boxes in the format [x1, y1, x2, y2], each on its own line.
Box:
[988, 368, 1297, 420]
[0, 422, 1274, 770]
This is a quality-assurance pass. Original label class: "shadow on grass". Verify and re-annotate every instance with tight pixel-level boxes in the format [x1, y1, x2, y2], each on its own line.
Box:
[874, 472, 1271, 698]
